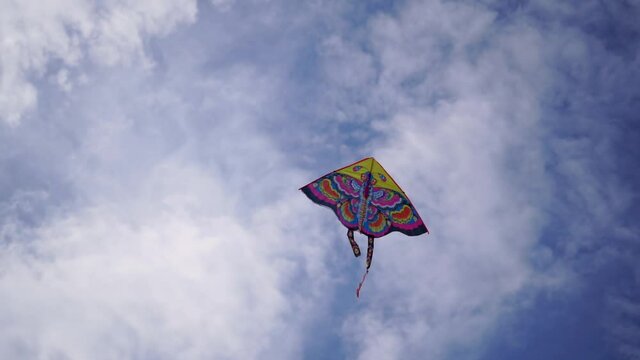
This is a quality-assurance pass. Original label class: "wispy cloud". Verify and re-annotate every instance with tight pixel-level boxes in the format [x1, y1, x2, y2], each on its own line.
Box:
[316, 0, 640, 358]
[1, 0, 638, 359]
[0, 0, 200, 125]
[0, 2, 336, 356]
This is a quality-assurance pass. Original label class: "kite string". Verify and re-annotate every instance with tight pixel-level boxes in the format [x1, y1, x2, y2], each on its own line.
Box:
[356, 269, 369, 298]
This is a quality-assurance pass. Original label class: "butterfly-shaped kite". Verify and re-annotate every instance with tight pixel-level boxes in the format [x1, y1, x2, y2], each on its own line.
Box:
[300, 157, 428, 297]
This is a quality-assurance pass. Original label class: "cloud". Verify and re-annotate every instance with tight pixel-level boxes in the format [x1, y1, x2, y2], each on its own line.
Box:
[311, 2, 547, 357]
[0, 60, 345, 359]
[606, 288, 640, 360]
[0, 180, 326, 358]
[0, 6, 340, 355]
[318, 0, 639, 358]
[0, 0, 199, 125]
[1, 0, 638, 359]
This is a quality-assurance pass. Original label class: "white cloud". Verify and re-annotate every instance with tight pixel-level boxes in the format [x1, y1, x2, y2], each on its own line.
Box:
[1, 0, 637, 359]
[322, 0, 600, 358]
[323, 0, 639, 356]
[0, 57, 339, 357]
[0, 174, 324, 359]
[0, 0, 198, 125]
[0, 8, 340, 354]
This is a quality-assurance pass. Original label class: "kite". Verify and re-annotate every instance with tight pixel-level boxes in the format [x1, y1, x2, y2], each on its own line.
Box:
[300, 157, 428, 297]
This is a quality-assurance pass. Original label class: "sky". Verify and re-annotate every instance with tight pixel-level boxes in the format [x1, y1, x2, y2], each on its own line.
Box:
[0, 0, 639, 359]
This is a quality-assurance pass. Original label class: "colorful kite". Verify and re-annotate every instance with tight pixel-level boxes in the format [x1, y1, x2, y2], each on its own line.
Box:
[300, 157, 428, 297]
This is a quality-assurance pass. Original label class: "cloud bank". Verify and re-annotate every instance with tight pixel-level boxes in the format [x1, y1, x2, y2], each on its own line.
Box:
[1, 0, 638, 359]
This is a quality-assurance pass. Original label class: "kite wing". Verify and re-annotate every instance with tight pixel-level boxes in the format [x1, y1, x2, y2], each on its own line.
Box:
[300, 157, 428, 238]
[299, 163, 363, 231]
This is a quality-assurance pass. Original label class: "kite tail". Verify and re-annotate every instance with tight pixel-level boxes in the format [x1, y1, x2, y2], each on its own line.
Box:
[356, 237, 375, 298]
[347, 229, 361, 257]
[366, 236, 374, 269]
[356, 269, 368, 298]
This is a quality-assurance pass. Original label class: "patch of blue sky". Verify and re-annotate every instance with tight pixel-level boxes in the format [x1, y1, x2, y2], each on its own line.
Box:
[477, 1, 640, 358]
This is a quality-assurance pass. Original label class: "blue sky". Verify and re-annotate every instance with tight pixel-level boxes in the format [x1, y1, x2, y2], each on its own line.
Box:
[1, 0, 638, 359]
